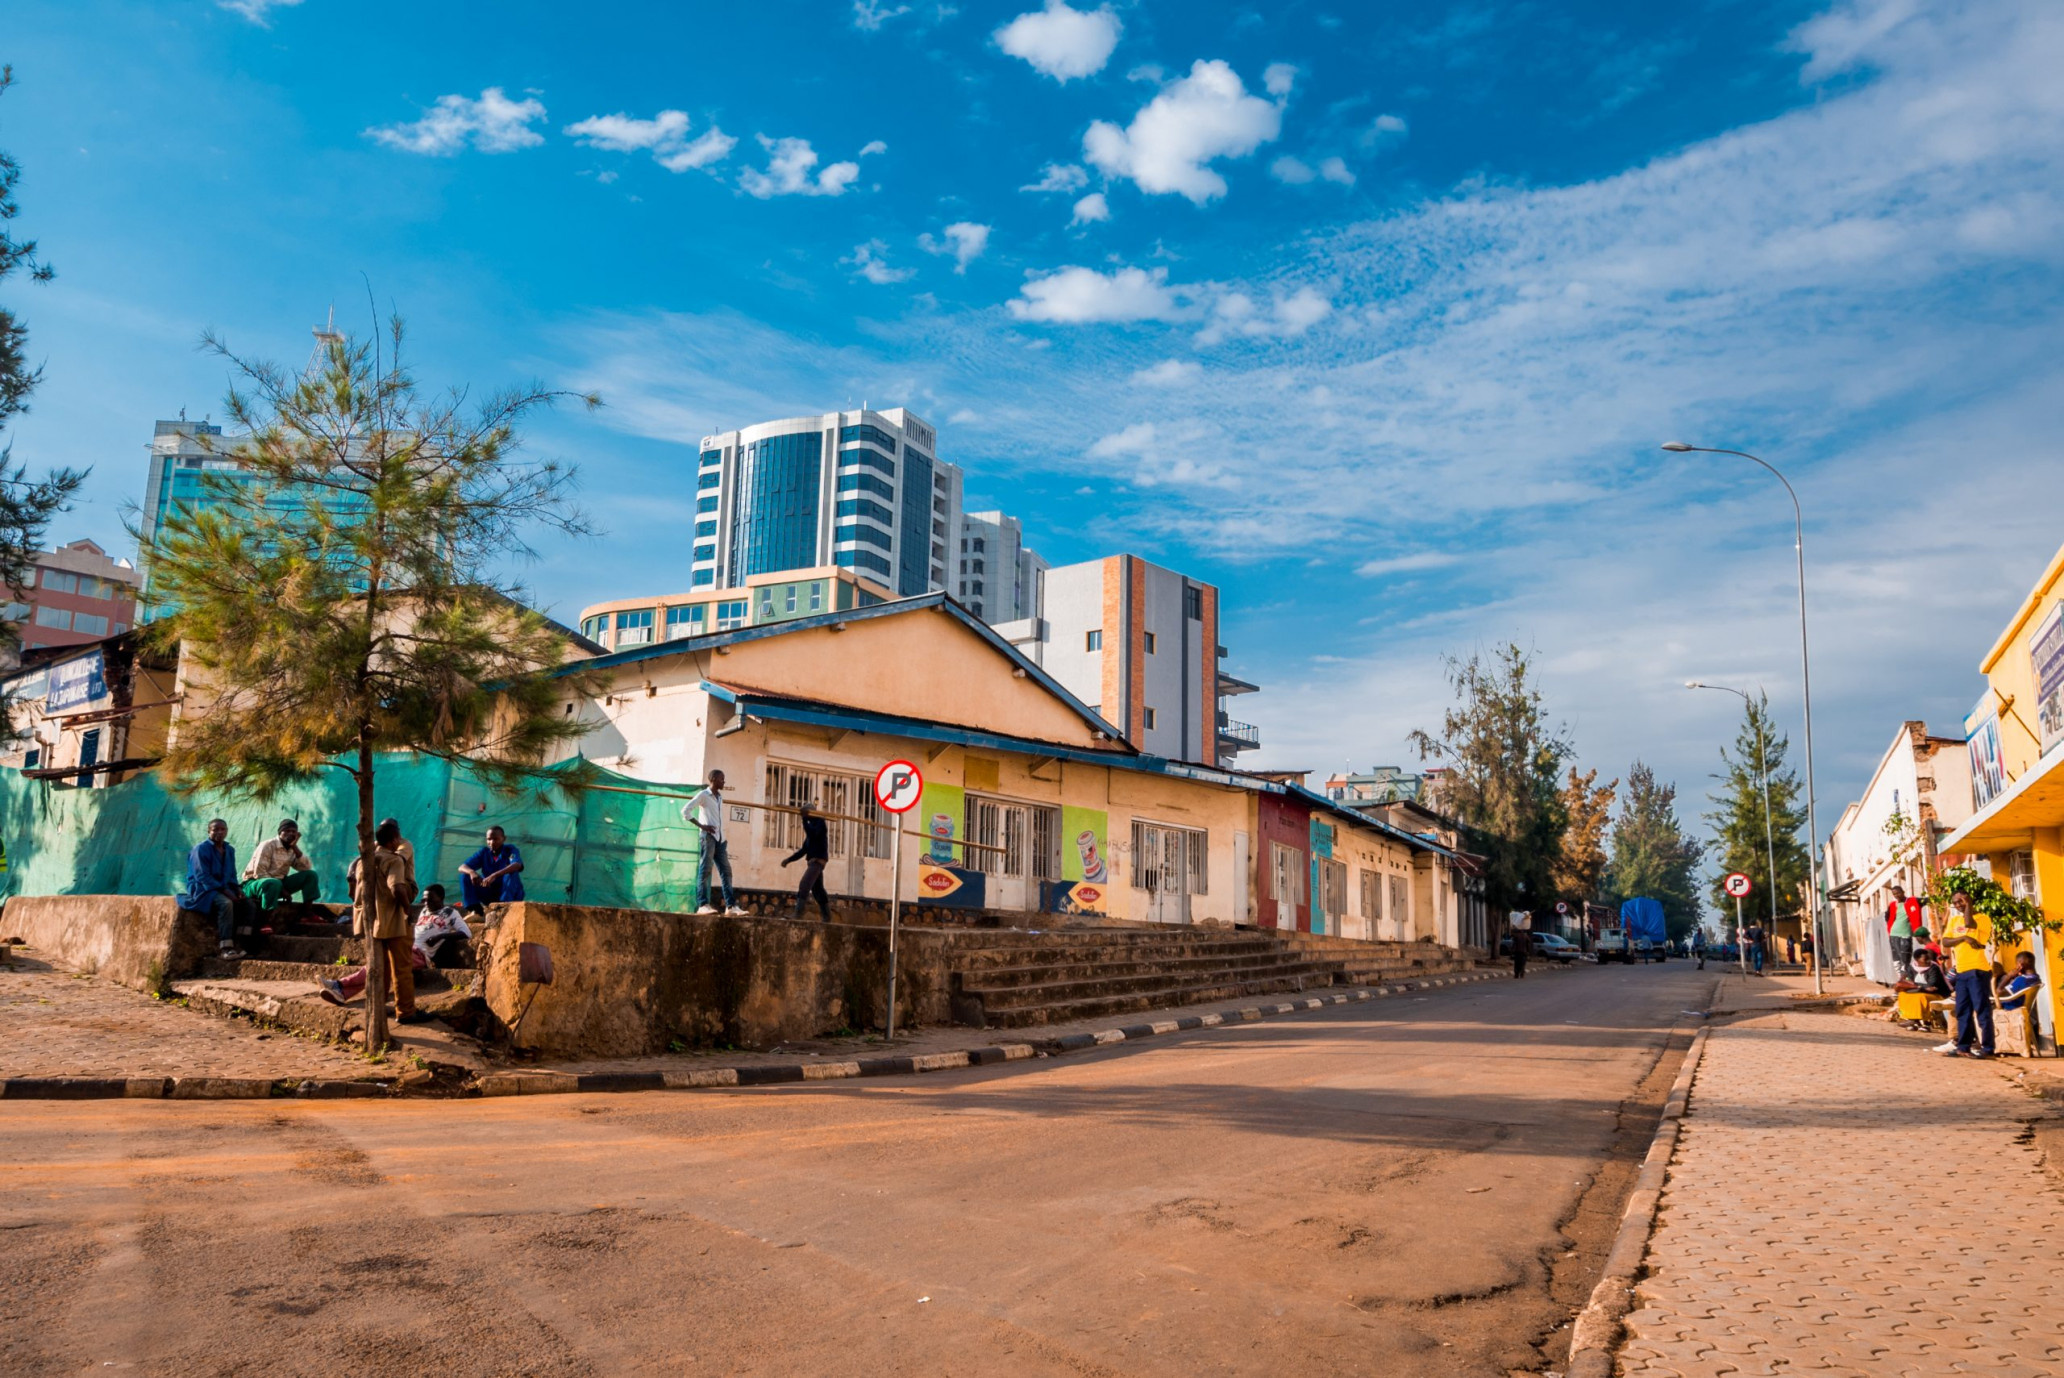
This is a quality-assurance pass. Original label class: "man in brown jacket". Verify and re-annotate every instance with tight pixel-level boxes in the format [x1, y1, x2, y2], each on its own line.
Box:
[347, 819, 426, 1024]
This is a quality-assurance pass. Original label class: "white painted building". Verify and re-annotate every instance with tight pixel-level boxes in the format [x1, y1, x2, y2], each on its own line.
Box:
[955, 510, 1046, 625]
[1821, 720, 1974, 974]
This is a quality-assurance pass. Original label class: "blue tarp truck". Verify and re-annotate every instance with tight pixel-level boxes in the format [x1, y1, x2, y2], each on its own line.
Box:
[1621, 897, 1669, 963]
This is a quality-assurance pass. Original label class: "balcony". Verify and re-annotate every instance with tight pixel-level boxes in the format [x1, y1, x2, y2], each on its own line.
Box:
[1217, 716, 1259, 749]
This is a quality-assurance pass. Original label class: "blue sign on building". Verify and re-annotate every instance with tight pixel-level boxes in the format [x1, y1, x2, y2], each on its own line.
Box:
[46, 651, 108, 712]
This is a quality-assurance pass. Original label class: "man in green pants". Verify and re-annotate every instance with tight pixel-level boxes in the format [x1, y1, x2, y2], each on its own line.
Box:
[241, 818, 321, 916]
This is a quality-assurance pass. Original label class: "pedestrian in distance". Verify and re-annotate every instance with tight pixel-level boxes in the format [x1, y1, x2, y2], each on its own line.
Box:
[782, 803, 833, 922]
[684, 769, 745, 917]
[181, 818, 244, 959]
[1885, 884, 1925, 979]
[457, 825, 525, 914]
[1746, 921, 1766, 976]
[1800, 928, 1815, 974]
[1692, 928, 1708, 969]
[240, 818, 321, 920]
[1508, 909, 1532, 980]
[1936, 889, 1995, 1058]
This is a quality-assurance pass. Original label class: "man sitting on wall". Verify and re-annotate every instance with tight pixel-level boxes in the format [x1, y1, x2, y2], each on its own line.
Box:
[457, 825, 526, 915]
[181, 818, 244, 960]
[241, 818, 321, 919]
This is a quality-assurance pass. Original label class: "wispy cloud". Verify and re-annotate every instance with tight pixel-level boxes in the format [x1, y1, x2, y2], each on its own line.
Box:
[852, 0, 911, 31]
[366, 88, 548, 156]
[217, 0, 302, 23]
[740, 136, 865, 197]
[845, 240, 915, 284]
[920, 222, 991, 272]
[564, 109, 736, 172]
[1009, 265, 1184, 323]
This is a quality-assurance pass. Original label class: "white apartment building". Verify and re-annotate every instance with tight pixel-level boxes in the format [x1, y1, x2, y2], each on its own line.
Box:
[1000, 554, 1259, 769]
[955, 510, 1047, 624]
[1821, 720, 1974, 976]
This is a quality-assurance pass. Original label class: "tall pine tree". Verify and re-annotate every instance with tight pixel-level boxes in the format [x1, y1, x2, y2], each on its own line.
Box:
[1606, 762, 1704, 940]
[1408, 643, 1571, 916]
[1701, 692, 1809, 926]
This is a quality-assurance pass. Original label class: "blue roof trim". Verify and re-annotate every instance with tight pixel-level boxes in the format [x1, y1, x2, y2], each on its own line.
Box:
[560, 593, 1126, 742]
[708, 687, 1163, 773]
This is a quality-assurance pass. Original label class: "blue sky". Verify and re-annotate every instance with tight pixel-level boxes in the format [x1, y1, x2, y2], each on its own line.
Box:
[7, 0, 2064, 876]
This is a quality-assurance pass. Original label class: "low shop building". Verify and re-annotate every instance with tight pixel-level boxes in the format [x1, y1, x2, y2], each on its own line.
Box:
[1939, 538, 2064, 1052]
[506, 593, 1444, 932]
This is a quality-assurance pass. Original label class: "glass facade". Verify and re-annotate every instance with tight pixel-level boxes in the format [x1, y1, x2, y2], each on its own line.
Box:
[838, 472, 893, 500]
[836, 523, 892, 551]
[837, 549, 892, 578]
[838, 423, 898, 453]
[727, 430, 823, 583]
[897, 446, 934, 596]
[838, 447, 895, 476]
[837, 497, 893, 525]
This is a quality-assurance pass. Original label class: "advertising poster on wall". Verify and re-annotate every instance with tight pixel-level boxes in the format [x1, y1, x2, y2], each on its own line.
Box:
[1043, 805, 1111, 914]
[1967, 708, 2007, 811]
[920, 781, 965, 864]
[2033, 603, 2064, 757]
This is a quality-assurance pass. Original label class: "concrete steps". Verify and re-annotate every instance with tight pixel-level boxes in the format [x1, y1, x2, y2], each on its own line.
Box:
[950, 930, 1345, 1029]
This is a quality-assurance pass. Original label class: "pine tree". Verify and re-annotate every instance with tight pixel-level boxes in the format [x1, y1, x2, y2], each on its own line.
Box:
[1, 66, 88, 687]
[1409, 643, 1571, 917]
[1606, 762, 1704, 940]
[1701, 692, 1809, 927]
[142, 314, 601, 1048]
[1552, 766, 1617, 903]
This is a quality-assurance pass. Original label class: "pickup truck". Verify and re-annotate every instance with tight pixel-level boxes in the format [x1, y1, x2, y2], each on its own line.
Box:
[1594, 927, 1635, 963]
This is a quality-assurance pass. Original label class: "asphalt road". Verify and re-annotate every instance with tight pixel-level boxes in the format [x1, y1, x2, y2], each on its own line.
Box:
[2, 962, 1719, 1378]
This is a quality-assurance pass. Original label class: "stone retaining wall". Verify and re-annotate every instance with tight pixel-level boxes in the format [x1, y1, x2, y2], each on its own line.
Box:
[0, 894, 214, 993]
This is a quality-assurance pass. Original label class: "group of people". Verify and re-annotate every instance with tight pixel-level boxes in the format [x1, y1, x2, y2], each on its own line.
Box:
[679, 769, 834, 923]
[1886, 885, 2043, 1059]
[180, 817, 533, 1023]
[1686, 922, 1813, 975]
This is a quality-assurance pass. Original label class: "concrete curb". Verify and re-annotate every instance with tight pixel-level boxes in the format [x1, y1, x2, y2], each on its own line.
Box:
[1564, 1021, 1713, 1378]
[5, 967, 1539, 1102]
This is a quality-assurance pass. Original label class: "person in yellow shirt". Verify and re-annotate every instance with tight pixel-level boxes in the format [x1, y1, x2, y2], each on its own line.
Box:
[1937, 890, 1995, 1058]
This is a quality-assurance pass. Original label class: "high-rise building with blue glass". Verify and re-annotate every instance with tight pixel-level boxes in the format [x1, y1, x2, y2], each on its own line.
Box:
[693, 408, 962, 598]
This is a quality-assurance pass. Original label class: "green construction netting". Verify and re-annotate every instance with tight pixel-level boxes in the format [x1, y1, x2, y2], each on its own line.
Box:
[0, 754, 706, 913]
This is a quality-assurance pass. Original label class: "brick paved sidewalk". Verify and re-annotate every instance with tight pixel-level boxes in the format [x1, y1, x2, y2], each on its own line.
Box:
[1619, 1012, 2064, 1378]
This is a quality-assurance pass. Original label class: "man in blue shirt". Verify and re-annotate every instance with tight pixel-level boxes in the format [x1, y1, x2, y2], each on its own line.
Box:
[458, 825, 526, 914]
[181, 818, 244, 958]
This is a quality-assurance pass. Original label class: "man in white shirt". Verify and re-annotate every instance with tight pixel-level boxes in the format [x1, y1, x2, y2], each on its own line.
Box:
[683, 769, 744, 916]
[241, 818, 321, 917]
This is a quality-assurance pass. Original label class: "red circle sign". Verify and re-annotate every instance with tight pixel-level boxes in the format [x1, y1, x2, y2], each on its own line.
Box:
[1724, 872, 1753, 898]
[874, 760, 924, 814]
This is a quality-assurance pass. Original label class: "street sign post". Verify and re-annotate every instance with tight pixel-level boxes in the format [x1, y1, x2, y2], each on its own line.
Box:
[874, 761, 923, 1040]
[1724, 872, 1753, 975]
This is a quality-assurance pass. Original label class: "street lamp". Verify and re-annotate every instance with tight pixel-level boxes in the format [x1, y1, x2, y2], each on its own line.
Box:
[1662, 442, 1826, 995]
[1688, 680, 1781, 978]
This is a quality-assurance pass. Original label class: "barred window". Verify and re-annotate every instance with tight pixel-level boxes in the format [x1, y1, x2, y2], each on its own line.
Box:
[1133, 820, 1208, 895]
[963, 795, 1060, 879]
[763, 762, 891, 860]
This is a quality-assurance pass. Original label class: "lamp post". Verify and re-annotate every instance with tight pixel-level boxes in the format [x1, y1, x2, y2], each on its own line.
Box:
[1662, 442, 1826, 995]
[1688, 680, 1781, 979]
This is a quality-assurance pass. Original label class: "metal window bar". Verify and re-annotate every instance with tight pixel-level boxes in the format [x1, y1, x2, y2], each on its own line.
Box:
[1030, 805, 1061, 880]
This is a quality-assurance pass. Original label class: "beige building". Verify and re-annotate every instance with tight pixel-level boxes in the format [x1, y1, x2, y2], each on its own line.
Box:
[576, 566, 896, 654]
[0, 633, 178, 786]
[496, 593, 1435, 930]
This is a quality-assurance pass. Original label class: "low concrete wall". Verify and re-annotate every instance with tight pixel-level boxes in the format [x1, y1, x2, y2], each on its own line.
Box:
[1, 894, 215, 992]
[478, 902, 1009, 1059]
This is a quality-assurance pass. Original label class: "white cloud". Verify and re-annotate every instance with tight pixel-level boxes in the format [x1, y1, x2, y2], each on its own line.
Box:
[1023, 162, 1090, 193]
[1071, 191, 1110, 224]
[217, 0, 301, 23]
[1360, 113, 1408, 151]
[1271, 156, 1315, 185]
[1319, 156, 1356, 185]
[1354, 552, 1460, 577]
[845, 241, 915, 284]
[859, 140, 889, 157]
[1009, 265, 1183, 324]
[740, 136, 864, 197]
[920, 222, 991, 272]
[1132, 358, 1202, 386]
[1196, 286, 1333, 343]
[1083, 60, 1285, 204]
[996, 2, 1122, 82]
[1263, 63, 1298, 98]
[367, 88, 548, 156]
[564, 109, 736, 172]
[853, 0, 912, 31]
[1086, 421, 1240, 488]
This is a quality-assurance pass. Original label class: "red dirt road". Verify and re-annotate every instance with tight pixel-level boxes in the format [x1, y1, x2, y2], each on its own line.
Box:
[2, 964, 1715, 1377]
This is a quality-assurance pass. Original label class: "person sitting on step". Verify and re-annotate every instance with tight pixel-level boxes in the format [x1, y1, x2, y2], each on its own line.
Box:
[181, 818, 245, 960]
[241, 818, 322, 921]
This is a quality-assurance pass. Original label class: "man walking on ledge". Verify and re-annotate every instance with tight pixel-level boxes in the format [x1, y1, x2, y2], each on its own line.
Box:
[782, 803, 833, 922]
[685, 769, 746, 917]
